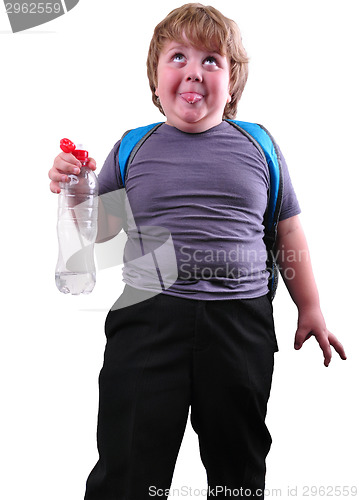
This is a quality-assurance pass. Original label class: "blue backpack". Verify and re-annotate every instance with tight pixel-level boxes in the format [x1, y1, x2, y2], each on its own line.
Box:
[117, 119, 283, 300]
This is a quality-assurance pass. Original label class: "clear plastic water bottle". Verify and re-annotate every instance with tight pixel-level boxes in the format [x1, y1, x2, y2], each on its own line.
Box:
[55, 138, 99, 295]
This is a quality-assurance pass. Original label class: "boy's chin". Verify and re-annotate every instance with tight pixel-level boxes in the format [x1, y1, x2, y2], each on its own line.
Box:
[181, 110, 205, 124]
[178, 105, 209, 124]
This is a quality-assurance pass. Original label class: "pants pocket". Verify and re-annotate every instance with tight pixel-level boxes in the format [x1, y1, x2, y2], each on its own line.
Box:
[240, 294, 279, 352]
[104, 285, 159, 339]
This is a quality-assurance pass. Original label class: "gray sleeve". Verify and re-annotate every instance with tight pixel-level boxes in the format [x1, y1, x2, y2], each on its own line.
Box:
[277, 145, 301, 221]
[97, 139, 125, 218]
[98, 139, 123, 195]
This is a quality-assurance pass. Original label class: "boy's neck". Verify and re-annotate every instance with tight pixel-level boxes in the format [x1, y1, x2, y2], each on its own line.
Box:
[164, 118, 224, 134]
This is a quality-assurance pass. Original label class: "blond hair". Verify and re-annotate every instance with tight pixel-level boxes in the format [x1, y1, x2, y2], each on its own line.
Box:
[147, 3, 249, 119]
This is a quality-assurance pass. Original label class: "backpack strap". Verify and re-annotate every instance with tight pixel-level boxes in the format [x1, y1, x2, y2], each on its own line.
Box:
[225, 119, 284, 300]
[118, 122, 164, 186]
[225, 119, 283, 231]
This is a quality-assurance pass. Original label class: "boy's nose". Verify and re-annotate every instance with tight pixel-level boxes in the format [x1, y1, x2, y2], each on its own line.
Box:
[185, 63, 203, 82]
[186, 74, 202, 82]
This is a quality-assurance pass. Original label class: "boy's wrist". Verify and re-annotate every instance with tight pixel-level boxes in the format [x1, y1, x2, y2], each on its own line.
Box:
[296, 300, 322, 318]
[290, 285, 321, 313]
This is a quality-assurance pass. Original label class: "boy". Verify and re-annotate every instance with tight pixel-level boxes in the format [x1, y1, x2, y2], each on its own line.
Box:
[49, 4, 346, 499]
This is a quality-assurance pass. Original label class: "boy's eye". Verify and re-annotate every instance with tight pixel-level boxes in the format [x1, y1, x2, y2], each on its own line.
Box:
[173, 53, 185, 62]
[171, 53, 219, 66]
[203, 56, 218, 66]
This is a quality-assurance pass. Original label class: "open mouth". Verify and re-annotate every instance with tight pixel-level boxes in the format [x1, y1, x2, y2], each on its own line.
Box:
[180, 92, 204, 104]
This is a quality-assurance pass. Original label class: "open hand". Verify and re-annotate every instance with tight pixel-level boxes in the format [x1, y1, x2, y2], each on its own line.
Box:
[294, 307, 347, 367]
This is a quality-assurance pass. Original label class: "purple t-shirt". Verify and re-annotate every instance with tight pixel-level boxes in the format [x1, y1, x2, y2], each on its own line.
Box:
[98, 120, 300, 299]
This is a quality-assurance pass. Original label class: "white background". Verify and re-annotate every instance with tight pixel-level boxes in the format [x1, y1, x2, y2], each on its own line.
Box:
[0, 0, 358, 498]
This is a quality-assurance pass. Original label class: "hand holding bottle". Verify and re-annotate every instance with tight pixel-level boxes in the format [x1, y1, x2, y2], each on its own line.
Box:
[48, 139, 97, 194]
[53, 139, 99, 295]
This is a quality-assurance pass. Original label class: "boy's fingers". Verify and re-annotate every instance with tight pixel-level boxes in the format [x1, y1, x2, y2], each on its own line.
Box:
[318, 331, 347, 364]
[294, 327, 346, 365]
[53, 154, 96, 172]
[51, 158, 81, 179]
[328, 333, 347, 360]
[59, 152, 96, 169]
[88, 157, 97, 170]
[50, 180, 61, 194]
[58, 151, 82, 166]
[313, 332, 332, 366]
[294, 326, 311, 349]
[49, 170, 70, 183]
[54, 153, 82, 171]
[49, 154, 97, 193]
[295, 328, 332, 366]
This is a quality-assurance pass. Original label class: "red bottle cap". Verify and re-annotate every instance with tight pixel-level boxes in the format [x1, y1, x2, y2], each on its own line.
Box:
[73, 149, 89, 162]
[60, 138, 88, 162]
[60, 138, 76, 153]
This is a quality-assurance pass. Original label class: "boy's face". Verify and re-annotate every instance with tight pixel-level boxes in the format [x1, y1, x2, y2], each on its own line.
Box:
[155, 37, 231, 133]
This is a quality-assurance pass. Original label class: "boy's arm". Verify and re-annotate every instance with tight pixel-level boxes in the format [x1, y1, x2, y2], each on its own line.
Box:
[96, 196, 123, 243]
[275, 215, 347, 366]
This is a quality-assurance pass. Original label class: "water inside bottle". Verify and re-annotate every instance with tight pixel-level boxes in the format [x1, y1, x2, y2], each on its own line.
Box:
[56, 162, 98, 295]
[55, 271, 96, 295]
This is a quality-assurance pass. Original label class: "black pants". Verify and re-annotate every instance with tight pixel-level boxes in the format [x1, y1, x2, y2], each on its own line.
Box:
[84, 285, 278, 500]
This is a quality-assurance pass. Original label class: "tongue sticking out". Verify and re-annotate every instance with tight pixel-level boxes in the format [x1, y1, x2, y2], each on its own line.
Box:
[181, 92, 203, 104]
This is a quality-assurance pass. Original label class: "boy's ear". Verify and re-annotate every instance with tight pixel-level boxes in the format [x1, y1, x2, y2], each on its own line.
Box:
[226, 83, 232, 104]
